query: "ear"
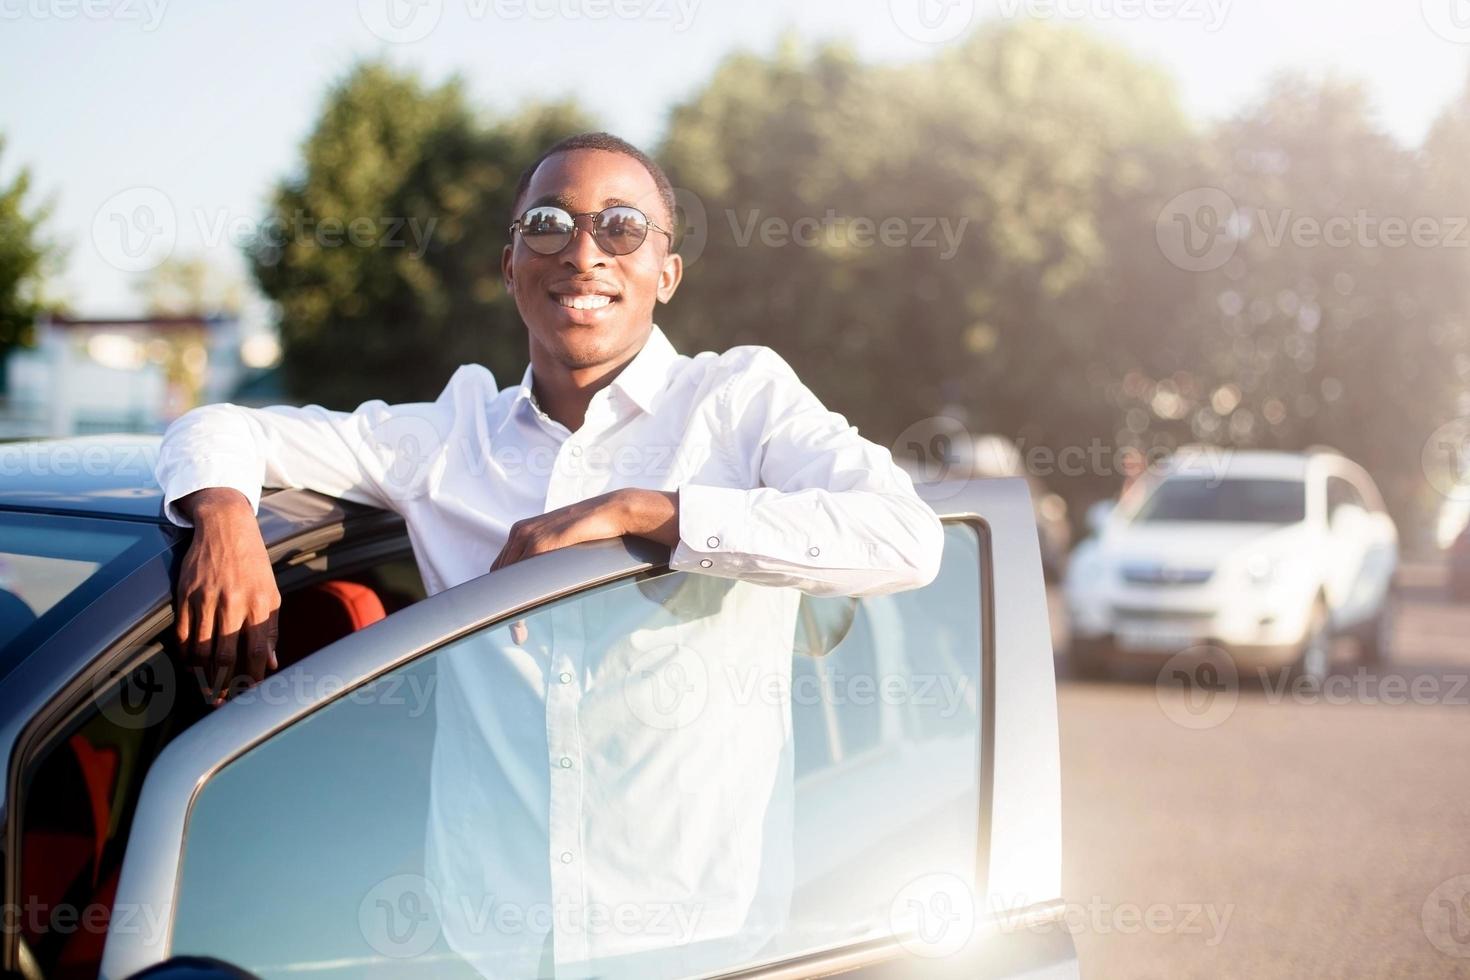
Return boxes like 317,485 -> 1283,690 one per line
501,243 -> 515,291
656,249 -> 683,305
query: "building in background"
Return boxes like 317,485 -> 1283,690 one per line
0,313 -> 280,438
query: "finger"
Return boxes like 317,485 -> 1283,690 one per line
209,605 -> 238,705
192,595 -> 216,678
242,616 -> 271,686
266,607 -> 280,672
174,586 -> 192,650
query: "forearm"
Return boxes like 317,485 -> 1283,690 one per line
670,483 -> 944,597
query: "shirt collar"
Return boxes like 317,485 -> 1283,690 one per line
512,323 -> 679,422
608,323 -> 678,415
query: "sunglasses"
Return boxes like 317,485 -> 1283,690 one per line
509,204 -> 674,257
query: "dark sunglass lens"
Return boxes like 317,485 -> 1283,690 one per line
520,207 -> 574,254
595,207 -> 649,255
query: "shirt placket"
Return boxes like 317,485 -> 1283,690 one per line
546,599 -> 588,966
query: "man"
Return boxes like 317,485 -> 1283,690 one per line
156,132 -> 943,977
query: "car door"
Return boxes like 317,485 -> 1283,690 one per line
98,478 -> 1075,980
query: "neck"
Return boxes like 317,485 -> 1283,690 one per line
528,330 -> 648,431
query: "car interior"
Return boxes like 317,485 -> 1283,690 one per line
13,539 -> 426,980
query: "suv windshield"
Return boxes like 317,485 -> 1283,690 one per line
1134,477 -> 1307,524
0,512 -> 164,658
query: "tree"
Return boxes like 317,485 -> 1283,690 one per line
659,24 -> 1194,506
0,137 -> 58,391
1147,76 -> 1466,530
250,61 -> 593,408
136,255 -> 245,316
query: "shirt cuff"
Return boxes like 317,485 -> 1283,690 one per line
669,484 -> 752,574
160,463 -> 264,527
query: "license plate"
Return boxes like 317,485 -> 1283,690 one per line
1116,625 -> 1199,652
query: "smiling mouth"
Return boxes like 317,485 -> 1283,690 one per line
554,293 -> 616,311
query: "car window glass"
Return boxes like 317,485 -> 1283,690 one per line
0,515 -> 158,657
168,523 -> 984,979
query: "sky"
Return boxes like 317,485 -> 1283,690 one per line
1,0 -> 1467,318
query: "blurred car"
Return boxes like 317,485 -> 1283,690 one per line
0,435 -> 1076,980
1064,447 -> 1398,681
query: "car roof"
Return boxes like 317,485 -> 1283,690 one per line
0,434 -> 390,541
1164,448 -> 1313,481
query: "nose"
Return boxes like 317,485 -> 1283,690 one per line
561,216 -> 610,272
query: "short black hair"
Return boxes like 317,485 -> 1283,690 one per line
509,132 -> 677,231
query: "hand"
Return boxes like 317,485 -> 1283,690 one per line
174,488 -> 281,704
490,489 -> 679,572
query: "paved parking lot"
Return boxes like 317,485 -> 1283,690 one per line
1055,561 -> 1470,979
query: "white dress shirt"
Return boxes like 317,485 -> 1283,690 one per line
155,324 -> 944,977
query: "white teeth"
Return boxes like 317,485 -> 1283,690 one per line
557,294 -> 613,310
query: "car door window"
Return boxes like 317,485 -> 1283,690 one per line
11,533 -> 421,980
164,523 -> 984,979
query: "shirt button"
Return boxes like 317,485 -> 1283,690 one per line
706,535 -> 720,548
559,757 -> 573,769
808,546 -> 820,557
700,559 -> 713,569
570,445 -> 583,457
559,671 -> 573,684
560,851 -> 574,864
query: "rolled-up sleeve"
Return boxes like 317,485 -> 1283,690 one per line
154,381 -> 463,528
669,349 -> 944,597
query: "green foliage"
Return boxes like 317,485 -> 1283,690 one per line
252,40 -> 1470,535
249,62 -> 593,407
0,138 -> 57,378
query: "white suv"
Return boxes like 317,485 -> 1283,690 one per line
1064,448 -> 1398,680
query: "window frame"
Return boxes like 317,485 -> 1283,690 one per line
100,478 -> 1065,979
